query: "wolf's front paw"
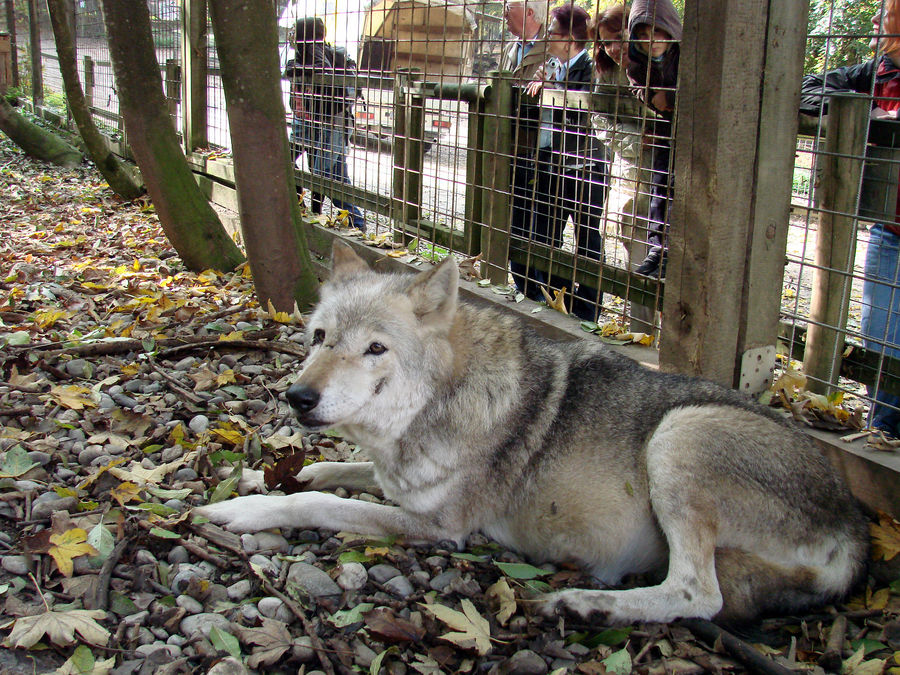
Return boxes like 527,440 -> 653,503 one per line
539,589 -> 612,623
215,467 -> 267,495
194,495 -> 289,532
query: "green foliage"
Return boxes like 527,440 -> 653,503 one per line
805,0 -> 881,74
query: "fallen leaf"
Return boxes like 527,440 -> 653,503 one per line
55,644 -> 116,675
485,578 -> 516,626
0,445 -> 40,478
540,286 -> 568,314
48,384 -> 98,410
420,599 -> 492,656
364,607 -> 426,643
871,511 -> 900,562
237,618 -> 294,668
7,608 -> 109,648
48,528 -> 98,578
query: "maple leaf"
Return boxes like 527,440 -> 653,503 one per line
485,578 -> 516,626
49,528 -> 97,578
48,385 -> 98,410
236,618 -> 294,668
420,599 -> 492,655
110,481 -> 142,507
540,286 -> 568,314
7,608 -> 109,648
108,450 -> 197,486
871,511 -> 900,562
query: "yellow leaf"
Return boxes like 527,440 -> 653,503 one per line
48,529 -> 97,578
266,298 -> 291,324
486,578 -> 517,626
870,587 -> 892,610
78,458 -> 128,490
211,428 -> 245,446
540,286 -> 568,314
219,331 -> 245,342
110,482 -> 142,507
33,308 -> 72,329
365,546 -> 390,558
871,511 -> 900,562
49,385 -> 98,410
121,363 -> 141,376
216,369 -> 236,386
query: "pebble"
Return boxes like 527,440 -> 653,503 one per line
227,579 -> 252,601
111,393 -> 138,408
78,445 -> 106,465
257,596 -> 293,623
368,563 -> 402,584
240,534 -> 258,553
293,636 -> 317,662
336,562 -> 368,591
503,650 -> 549,675
31,495 -> 78,520
179,612 -> 231,639
2,555 -> 29,575
188,415 -> 210,434
122,611 -> 149,627
429,568 -> 461,592
286,562 -> 342,597
160,445 -> 184,462
206,657 -> 249,675
134,550 -> 157,565
27,451 -> 51,466
173,467 -> 198,481
97,394 -> 116,410
253,531 -> 291,553
65,358 -> 92,378
176,594 -> 204,614
383,575 -> 415,599
248,554 -> 280,577
240,603 -> 261,623
174,356 -> 197,371
167,546 -> 190,565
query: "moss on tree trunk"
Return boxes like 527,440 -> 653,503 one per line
0,98 -> 83,167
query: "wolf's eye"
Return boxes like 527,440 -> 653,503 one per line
366,342 -> 387,355
312,329 -> 325,345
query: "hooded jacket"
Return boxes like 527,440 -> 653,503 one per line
625,0 -> 681,117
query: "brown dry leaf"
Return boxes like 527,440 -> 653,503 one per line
48,384 -> 98,410
420,599 -> 492,656
363,607 -> 426,643
871,511 -> 900,562
110,481 -> 142,507
540,286 -> 568,314
485,578 -> 516,626
458,253 -> 483,280
108,450 -> 197,486
263,452 -> 309,494
7,608 -> 109,648
236,618 -> 293,668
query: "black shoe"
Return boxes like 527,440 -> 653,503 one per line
635,246 -> 667,278
311,192 -> 324,215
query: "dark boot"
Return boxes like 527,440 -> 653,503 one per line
311,192 -> 324,215
635,246 -> 667,278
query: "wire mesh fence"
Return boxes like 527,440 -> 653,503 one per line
6,0 -> 900,430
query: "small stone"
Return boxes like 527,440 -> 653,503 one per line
257,596 -> 293,623
167,546 -> 190,565
31,496 -> 78,520
78,445 -> 106,465
2,555 -> 29,575
336,562 -> 368,591
368,563 -> 401,584
173,467 -> 198,481
122,611 -> 149,627
240,533 -> 259,553
227,579 -> 252,601
134,550 -> 157,565
253,531 -> 291,553
503,649 -> 549,675
160,445 -> 184,462
179,612 -> 231,639
65,358 -> 92,378
286,562 -> 341,597
240,603 -> 261,623
206,656 -> 249,675
176,594 -> 204,614
188,415 -> 210,434
27,451 -> 51,466
293,636 -> 317,662
174,356 -> 197,371
248,554 -> 280,577
383,575 -> 415,599
429,568 -> 461,592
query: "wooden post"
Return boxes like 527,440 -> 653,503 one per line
0,33 -> 10,94
5,0 -> 18,88
391,69 -> 424,241
27,0 -> 42,107
165,57 -> 180,120
181,0 -> 207,151
659,0 -> 809,391
463,96 -> 485,256
82,54 -> 93,108
479,70 -> 512,284
803,94 -> 869,394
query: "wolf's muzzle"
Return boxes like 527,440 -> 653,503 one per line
286,384 -> 320,414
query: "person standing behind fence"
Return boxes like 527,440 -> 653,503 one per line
800,3 -> 900,437
591,3 -> 658,331
284,17 -> 366,232
625,0 -> 680,279
526,3 -> 608,321
500,0 -> 553,300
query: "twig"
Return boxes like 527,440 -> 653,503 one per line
818,614 -> 847,672
681,618 -> 796,675
158,338 -> 306,359
88,536 -> 130,611
136,520 -> 229,569
0,406 -> 35,416
148,359 -> 209,405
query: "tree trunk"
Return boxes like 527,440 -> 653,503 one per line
208,0 -> 319,312
100,0 -> 245,274
0,98 -> 83,167
45,0 -> 143,200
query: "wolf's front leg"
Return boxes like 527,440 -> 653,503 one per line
195,491 -> 456,541
220,461 -> 379,496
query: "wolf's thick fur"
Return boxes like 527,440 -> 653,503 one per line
198,242 -> 868,624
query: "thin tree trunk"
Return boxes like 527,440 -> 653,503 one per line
208,0 -> 319,312
0,98 -> 83,167
100,0 -> 245,274
45,0 -> 143,200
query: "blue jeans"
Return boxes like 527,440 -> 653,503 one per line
861,223 -> 900,432
291,116 -> 365,230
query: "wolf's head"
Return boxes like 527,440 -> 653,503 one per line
286,241 -> 459,439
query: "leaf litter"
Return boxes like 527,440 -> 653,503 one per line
1,136 -> 900,675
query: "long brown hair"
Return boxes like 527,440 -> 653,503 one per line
883,0 -> 900,57
591,4 -> 628,75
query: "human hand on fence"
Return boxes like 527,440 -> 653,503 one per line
871,106 -> 899,120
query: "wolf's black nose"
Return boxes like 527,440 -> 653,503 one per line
286,384 -> 320,413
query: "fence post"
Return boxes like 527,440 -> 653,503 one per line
479,71 -> 512,284
165,57 -> 180,121
463,95 -> 485,256
27,0 -> 42,107
181,0 -> 207,151
803,94 -> 870,394
82,54 -> 93,108
4,0 -> 18,88
392,69 -> 424,242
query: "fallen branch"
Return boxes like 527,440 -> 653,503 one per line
148,359 -> 209,405
157,338 -> 306,359
88,536 -> 130,611
818,614 -> 847,672
681,619 -> 796,675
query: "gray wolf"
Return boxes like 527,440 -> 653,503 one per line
197,241 -> 868,624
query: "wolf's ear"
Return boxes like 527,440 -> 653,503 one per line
407,256 -> 459,323
330,240 -> 369,281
